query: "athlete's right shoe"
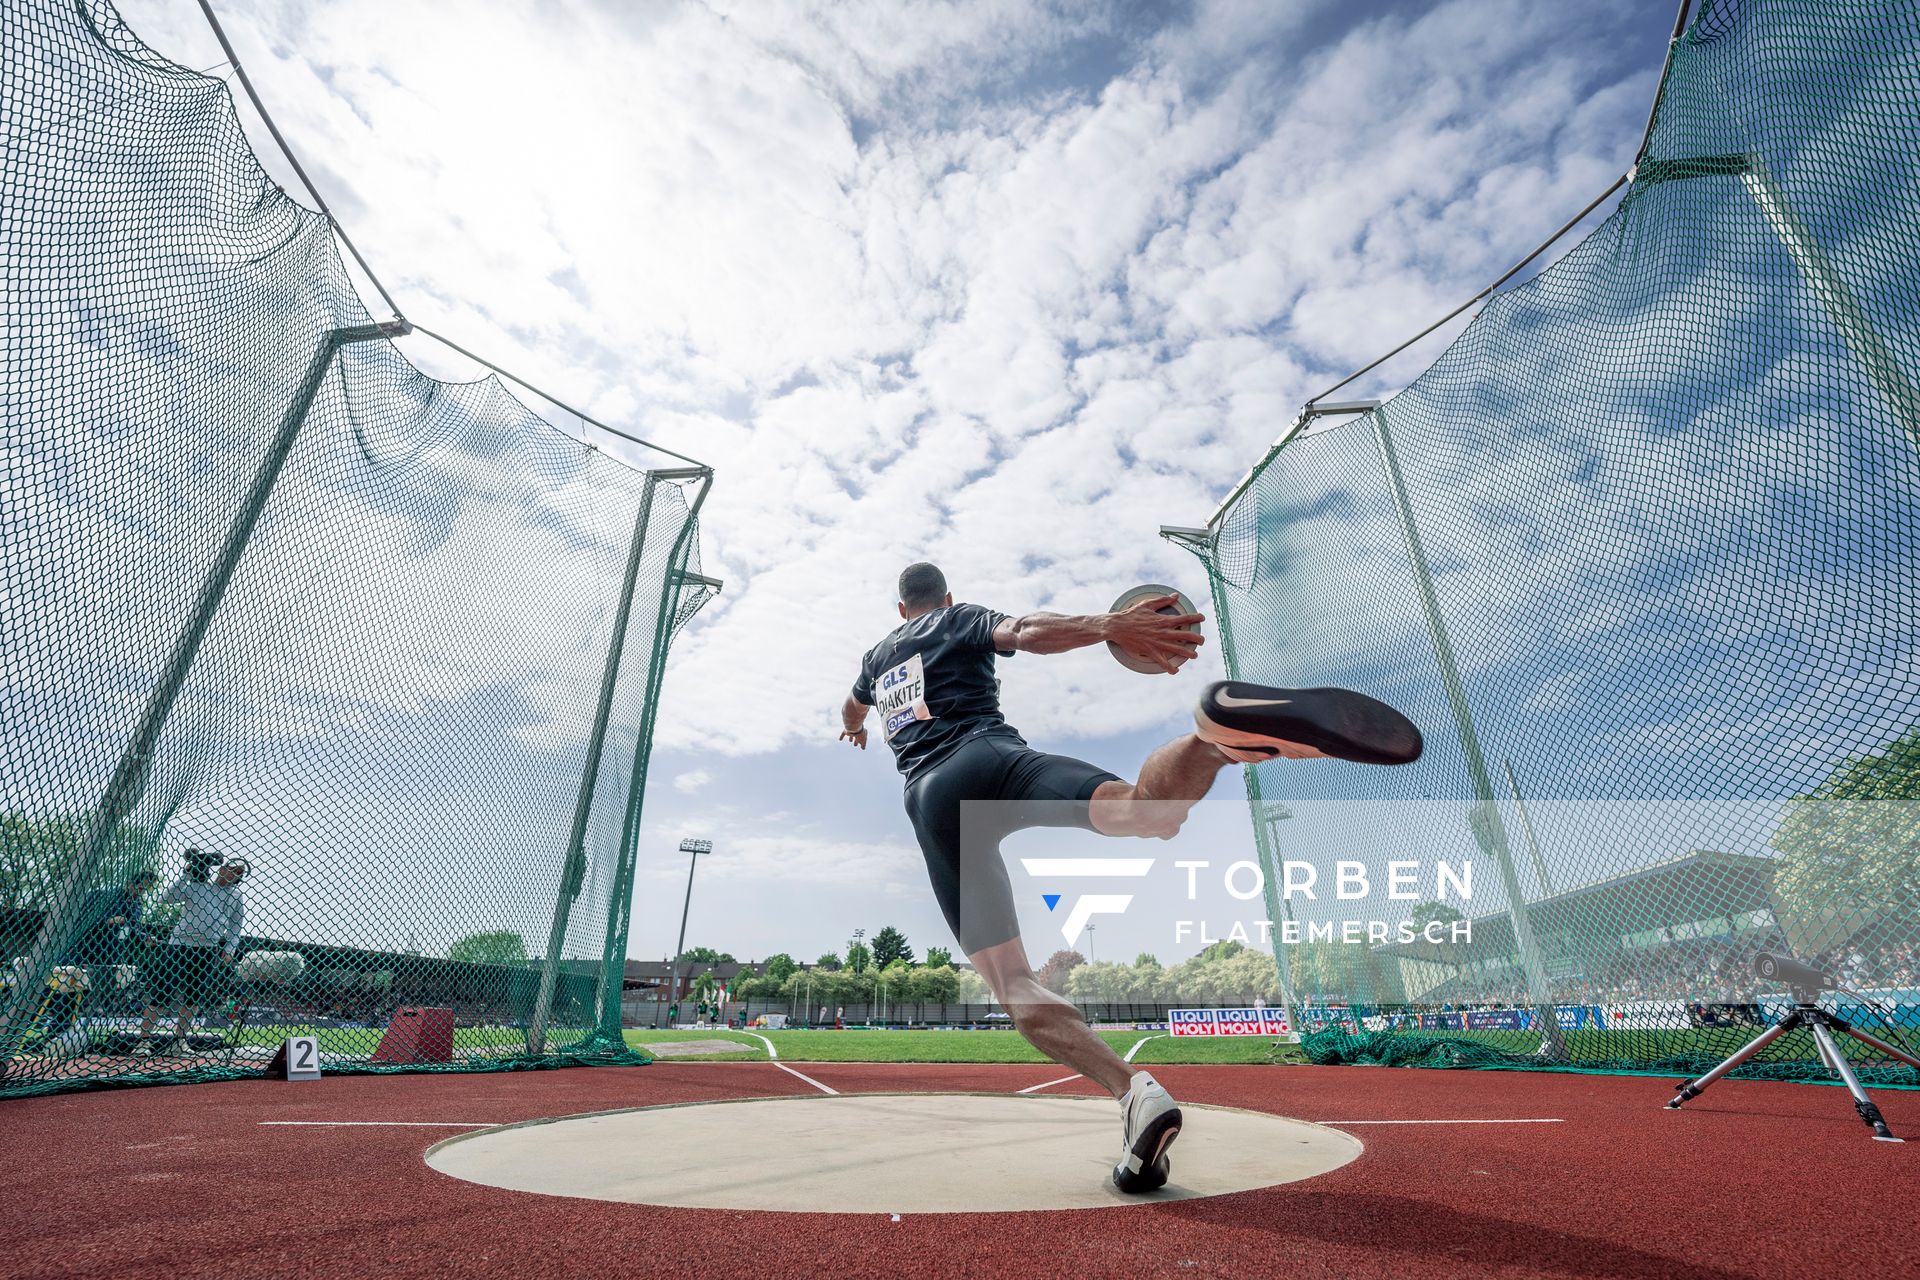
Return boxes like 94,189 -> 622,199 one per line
1114,1071 -> 1182,1193
1195,680 -> 1423,766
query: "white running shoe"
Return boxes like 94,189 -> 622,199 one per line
1114,1070 -> 1182,1193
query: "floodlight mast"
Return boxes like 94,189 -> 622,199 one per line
1259,801 -> 1303,1034
664,838 -> 714,1025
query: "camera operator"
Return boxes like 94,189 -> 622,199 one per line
132,850 -> 249,1059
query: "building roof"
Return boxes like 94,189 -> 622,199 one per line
1375,849 -> 1778,964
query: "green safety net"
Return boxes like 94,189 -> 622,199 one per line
1178,0 -> 1920,1084
1,0 -> 714,1097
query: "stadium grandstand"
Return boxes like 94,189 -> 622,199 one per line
1348,851 -> 1918,1035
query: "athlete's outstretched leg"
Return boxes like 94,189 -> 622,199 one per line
1089,681 -> 1424,839
969,936 -> 1133,1097
1087,735 -> 1229,838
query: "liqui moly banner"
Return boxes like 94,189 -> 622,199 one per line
1168,1007 -> 1292,1036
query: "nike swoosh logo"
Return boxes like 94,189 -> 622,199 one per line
1214,692 -> 1293,708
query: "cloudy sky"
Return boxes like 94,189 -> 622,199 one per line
114,0 -> 1682,965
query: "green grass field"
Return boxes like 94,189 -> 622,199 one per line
82,1023 -> 1293,1068
620,1027 -> 1303,1065
219,1024 -> 531,1056
184,1020 -> 1915,1076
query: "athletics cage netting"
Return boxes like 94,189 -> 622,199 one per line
0,0 -> 716,1096
1169,0 -> 1920,1082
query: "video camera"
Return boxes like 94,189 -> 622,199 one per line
1751,951 -> 1834,996
183,847 -> 223,882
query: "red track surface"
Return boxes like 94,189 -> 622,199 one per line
2,1063 -> 1914,1278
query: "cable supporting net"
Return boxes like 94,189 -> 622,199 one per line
1181,0 -> 1920,1084
1,0 -> 715,1097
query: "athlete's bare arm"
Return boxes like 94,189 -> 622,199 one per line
839,694 -> 870,749
993,593 -> 1204,674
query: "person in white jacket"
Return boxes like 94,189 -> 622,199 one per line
133,852 -> 248,1058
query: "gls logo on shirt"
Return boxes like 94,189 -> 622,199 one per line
877,652 -> 930,740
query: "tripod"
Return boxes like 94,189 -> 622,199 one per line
1666,985 -> 1920,1142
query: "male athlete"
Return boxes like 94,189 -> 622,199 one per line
840,563 -> 1421,1193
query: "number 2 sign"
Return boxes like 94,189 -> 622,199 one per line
278,1035 -> 321,1080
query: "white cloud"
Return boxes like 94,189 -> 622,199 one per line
673,769 -> 712,794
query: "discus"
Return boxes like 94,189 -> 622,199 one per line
1106,583 -> 1201,674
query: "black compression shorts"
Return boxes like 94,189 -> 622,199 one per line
902,732 -> 1120,955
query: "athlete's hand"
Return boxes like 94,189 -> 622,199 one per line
1106,594 -> 1205,674
840,727 -> 868,750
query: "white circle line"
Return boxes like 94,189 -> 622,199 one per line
259,1120 -> 498,1127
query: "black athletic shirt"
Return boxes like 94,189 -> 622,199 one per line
852,603 -> 1017,781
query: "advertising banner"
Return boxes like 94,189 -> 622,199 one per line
1168,1007 -> 1292,1036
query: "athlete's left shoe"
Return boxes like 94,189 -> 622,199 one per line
1114,1071 -> 1181,1193
1195,680 -> 1423,766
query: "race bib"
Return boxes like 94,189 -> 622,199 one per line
876,652 -> 931,740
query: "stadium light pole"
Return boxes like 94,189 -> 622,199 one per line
666,838 -> 713,1026
852,928 -> 868,1024
1260,801 -> 1305,1034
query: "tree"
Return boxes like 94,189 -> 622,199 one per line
1773,727 -> 1920,952
448,930 -> 528,968
730,973 -> 776,999
1288,939 -> 1366,1001
1035,948 -> 1085,994
846,940 -> 873,974
1,812 -> 151,910
1409,900 -> 1465,932
1134,953 -> 1161,970
691,971 -> 718,1009
877,958 -> 913,997
814,951 -> 843,971
871,925 -> 914,969
956,968 -> 993,1003
906,964 -> 960,1002
785,967 -> 862,1007
1066,961 -> 1147,1002
677,946 -> 735,964
763,952 -> 797,983
1199,938 -> 1247,964
925,945 -> 953,968
1155,947 -> 1270,1004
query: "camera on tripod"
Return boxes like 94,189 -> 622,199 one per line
1665,950 -> 1920,1142
1751,951 -> 1832,996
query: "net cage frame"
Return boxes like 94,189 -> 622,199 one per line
0,0 -> 717,1095
1164,0 -> 1920,1082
